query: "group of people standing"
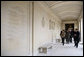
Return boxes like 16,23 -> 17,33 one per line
60,28 -> 80,48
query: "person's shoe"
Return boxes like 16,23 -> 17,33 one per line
76,47 -> 78,48
62,43 -> 64,45
76,46 -> 78,48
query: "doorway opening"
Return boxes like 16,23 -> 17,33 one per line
65,23 -> 74,31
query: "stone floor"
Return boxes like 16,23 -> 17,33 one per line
36,42 -> 83,56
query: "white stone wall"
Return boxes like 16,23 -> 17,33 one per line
1,1 -> 62,56
1,1 -> 32,56
33,2 -> 61,55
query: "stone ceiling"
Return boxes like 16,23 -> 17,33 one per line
44,1 -> 83,20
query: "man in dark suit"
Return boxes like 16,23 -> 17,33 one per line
74,29 -> 80,48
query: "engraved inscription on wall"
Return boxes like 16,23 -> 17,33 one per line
6,6 -> 26,39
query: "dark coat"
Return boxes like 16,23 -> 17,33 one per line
74,31 -> 80,41
74,31 -> 80,38
71,30 -> 74,37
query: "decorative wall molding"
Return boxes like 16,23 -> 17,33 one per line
42,17 -> 45,28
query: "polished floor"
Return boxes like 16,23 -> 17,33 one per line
37,41 -> 83,56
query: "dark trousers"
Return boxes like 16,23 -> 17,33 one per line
74,37 -> 79,48
70,36 -> 72,43
66,38 -> 69,44
62,38 -> 65,45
